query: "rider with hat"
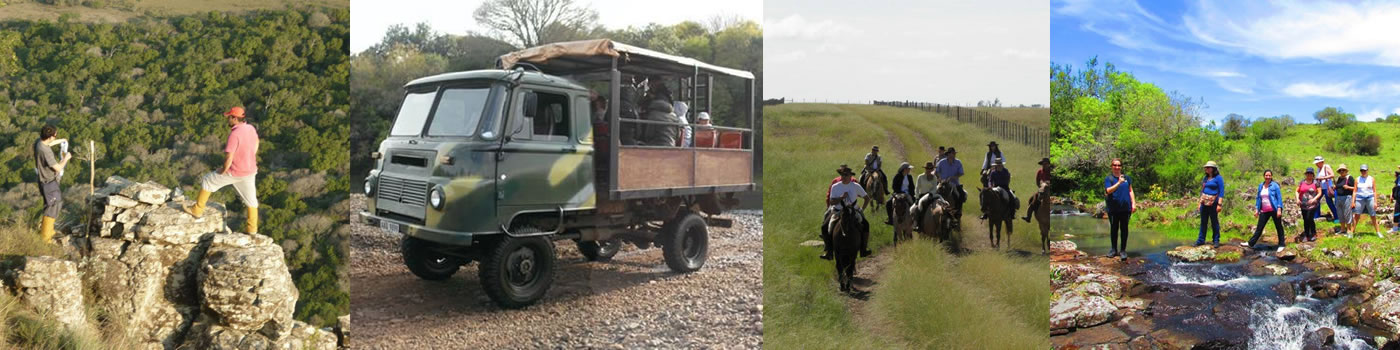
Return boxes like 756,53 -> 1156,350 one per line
980,141 -> 1005,187
1022,158 -> 1052,222
935,147 -> 967,209
981,158 -> 1018,220
886,162 -> 915,225
861,145 -> 888,193
821,164 -> 872,260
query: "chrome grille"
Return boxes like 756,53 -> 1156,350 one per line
377,176 -> 430,206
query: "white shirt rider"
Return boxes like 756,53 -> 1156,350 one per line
829,181 -> 868,210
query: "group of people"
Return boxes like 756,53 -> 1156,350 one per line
817,141 -> 1051,259
1101,155 -> 1400,260
596,78 -> 718,148
32,106 -> 262,242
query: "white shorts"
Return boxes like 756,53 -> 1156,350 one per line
201,171 -> 258,208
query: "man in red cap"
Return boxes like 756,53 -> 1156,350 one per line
184,106 -> 260,235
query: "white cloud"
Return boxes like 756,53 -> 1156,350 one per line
766,14 -> 857,40
1282,81 -> 1400,99
1002,48 -> 1045,60
1183,1 -> 1400,67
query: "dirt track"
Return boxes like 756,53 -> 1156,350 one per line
348,195 -> 763,349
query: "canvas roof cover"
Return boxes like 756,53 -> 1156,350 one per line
497,39 -> 754,80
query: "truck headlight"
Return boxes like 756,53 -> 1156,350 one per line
364,178 -> 374,195
429,187 -> 445,209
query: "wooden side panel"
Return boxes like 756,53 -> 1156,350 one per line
617,148 -> 694,190
696,150 -> 753,186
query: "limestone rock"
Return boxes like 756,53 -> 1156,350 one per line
9,257 -> 88,330
1050,295 -> 1117,329
119,181 -> 173,205
198,233 -> 297,337
1362,279 -> 1400,334
1166,245 -> 1216,262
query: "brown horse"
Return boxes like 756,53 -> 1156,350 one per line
891,193 -> 915,244
1033,183 -> 1051,254
829,205 -> 864,293
861,171 -> 886,212
915,194 -> 949,241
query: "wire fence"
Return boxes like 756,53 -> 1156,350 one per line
872,100 -> 1050,155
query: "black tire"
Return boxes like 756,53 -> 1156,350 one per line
661,213 -> 709,273
578,239 -> 621,262
401,236 -> 462,281
478,235 -> 556,309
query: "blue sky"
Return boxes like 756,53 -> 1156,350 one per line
1052,0 -> 1400,124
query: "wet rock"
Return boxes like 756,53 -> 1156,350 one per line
1129,335 -> 1154,350
1193,339 -> 1245,350
1264,264 -> 1289,275
1275,248 -> 1297,261
1066,324 -> 1131,347
1051,240 -> 1085,262
1149,328 -> 1201,349
1339,306 -> 1362,326
5,257 -> 88,331
1362,279 -> 1400,334
1112,298 -> 1150,311
1271,281 -> 1296,302
1167,245 -> 1216,262
1302,327 -> 1335,348
1312,281 -> 1341,299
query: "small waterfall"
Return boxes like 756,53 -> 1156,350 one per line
1164,263 -> 1255,288
1247,299 -> 1373,350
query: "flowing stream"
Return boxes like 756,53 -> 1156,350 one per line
1054,213 -> 1381,349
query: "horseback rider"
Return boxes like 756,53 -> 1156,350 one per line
885,162 -> 915,225
933,146 -> 947,176
935,147 -> 967,208
860,146 -> 888,192
981,157 -> 1018,220
914,161 -> 945,229
821,164 -> 873,260
980,141 -> 1005,187
1023,158 -> 1052,222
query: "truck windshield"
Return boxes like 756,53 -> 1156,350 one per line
390,84 -> 501,137
390,90 -> 437,136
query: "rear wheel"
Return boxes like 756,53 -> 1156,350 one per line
402,236 -> 463,281
478,235 -> 556,309
661,213 -> 709,273
578,238 -> 621,261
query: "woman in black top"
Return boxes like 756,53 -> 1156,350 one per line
886,162 -> 915,225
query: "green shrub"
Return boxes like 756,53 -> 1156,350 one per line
1250,116 -> 1293,140
1331,124 -> 1382,155
1222,113 -> 1249,140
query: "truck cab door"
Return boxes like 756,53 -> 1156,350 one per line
497,87 -> 590,218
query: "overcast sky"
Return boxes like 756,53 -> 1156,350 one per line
1054,0 -> 1400,124
764,0 -> 1050,106
350,0 -> 763,54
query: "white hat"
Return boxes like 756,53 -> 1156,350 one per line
1313,156 -> 1324,164
697,112 -> 711,120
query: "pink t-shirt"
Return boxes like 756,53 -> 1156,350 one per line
225,123 -> 259,177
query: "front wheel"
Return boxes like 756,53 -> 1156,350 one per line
578,238 -> 622,261
402,236 -> 463,281
478,235 -> 556,309
661,213 -> 709,273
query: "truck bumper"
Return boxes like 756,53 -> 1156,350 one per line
357,211 -> 486,247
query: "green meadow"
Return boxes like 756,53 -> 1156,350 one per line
763,103 -> 1049,349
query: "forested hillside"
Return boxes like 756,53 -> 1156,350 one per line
0,9 -> 349,326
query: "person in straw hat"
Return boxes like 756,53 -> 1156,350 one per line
821,164 -> 871,260
1196,161 -> 1224,247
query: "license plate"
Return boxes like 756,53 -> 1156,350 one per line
380,221 -> 401,233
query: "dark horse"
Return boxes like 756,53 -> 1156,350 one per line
936,182 -> 964,231
829,205 -> 864,293
890,193 -> 915,244
861,171 -> 886,212
979,187 -> 1016,250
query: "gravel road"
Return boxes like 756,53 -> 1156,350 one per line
349,195 -> 763,349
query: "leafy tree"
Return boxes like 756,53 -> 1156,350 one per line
1331,124 -> 1382,155
1221,113 -> 1249,140
1249,115 -> 1293,140
1314,106 -> 1356,130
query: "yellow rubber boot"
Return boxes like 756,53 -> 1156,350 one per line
245,207 -> 259,235
184,190 -> 211,218
40,216 -> 55,242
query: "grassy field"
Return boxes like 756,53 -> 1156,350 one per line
1127,122 -> 1399,245
0,0 -> 345,22
763,103 -> 1049,349
974,106 -> 1050,130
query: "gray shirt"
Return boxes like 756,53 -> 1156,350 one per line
34,139 -> 58,183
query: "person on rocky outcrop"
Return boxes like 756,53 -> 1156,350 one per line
32,125 -> 71,243
1104,158 -> 1135,261
184,106 -> 260,235
1297,167 -> 1323,242
1196,161 -> 1224,247
1245,170 -> 1286,252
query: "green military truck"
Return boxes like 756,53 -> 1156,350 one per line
359,39 -> 757,308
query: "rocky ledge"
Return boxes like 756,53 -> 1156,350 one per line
0,176 -> 340,350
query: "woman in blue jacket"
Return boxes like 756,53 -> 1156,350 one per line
1104,158 -> 1135,261
1196,161 -> 1224,247
1245,170 -> 1286,251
